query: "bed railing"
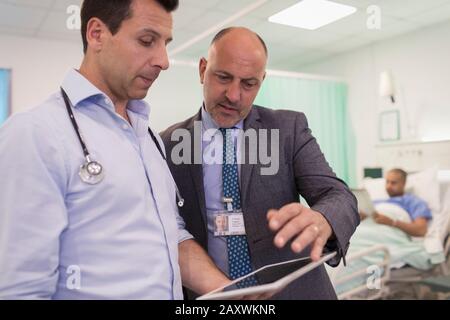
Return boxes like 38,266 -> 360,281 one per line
333,245 -> 391,300
440,235 -> 449,275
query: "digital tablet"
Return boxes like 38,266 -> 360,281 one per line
197,251 -> 337,300
352,188 -> 376,216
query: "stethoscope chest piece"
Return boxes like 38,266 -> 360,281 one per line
79,157 -> 104,185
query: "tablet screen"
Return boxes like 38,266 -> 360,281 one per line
222,256 -> 313,292
352,189 -> 375,216
198,252 -> 337,300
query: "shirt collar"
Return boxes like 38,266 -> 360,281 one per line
60,68 -> 151,118
201,103 -> 244,131
61,69 -> 104,107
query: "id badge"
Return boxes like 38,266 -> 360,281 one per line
213,210 -> 246,237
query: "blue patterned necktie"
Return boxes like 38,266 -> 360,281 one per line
220,128 -> 258,287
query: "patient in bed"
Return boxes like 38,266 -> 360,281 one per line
329,169 -> 435,295
360,168 -> 432,237
329,169 -> 440,295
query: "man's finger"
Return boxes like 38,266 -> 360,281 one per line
311,236 -> 327,261
290,224 -> 320,253
268,203 -> 305,231
267,209 -> 277,221
273,215 -> 312,248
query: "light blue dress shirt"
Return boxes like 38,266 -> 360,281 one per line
374,193 -> 432,221
201,106 -> 244,276
0,69 -> 192,299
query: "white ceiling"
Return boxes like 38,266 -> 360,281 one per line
1,0 -> 450,70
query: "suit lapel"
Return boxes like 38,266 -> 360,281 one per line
241,106 -> 261,207
187,110 -> 207,221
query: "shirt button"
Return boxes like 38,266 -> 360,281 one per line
122,124 -> 128,130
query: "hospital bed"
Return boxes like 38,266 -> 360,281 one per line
333,228 -> 449,300
328,169 -> 450,300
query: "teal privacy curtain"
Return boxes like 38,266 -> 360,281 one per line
254,76 -> 356,188
0,69 -> 11,126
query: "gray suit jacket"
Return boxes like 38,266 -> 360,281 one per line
160,105 -> 359,299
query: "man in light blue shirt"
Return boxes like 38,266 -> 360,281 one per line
371,168 -> 432,237
0,0 -> 229,299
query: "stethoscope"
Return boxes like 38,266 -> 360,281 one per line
60,87 -> 184,208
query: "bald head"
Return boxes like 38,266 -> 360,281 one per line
210,27 -> 268,57
207,27 -> 268,65
199,27 -> 267,128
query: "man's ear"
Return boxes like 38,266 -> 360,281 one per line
199,57 -> 207,84
85,17 -> 108,53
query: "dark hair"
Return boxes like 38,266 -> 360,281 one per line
81,0 -> 179,54
389,168 -> 408,183
211,27 -> 268,57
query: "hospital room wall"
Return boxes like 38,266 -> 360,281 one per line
146,63 -> 203,131
0,34 -> 83,116
302,19 -> 450,185
0,34 -> 203,133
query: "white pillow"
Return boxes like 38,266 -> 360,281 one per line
406,167 -> 440,213
363,177 -> 388,201
374,203 -> 412,223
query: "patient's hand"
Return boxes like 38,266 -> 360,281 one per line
373,212 -> 394,226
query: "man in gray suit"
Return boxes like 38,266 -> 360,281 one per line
161,27 -> 359,299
